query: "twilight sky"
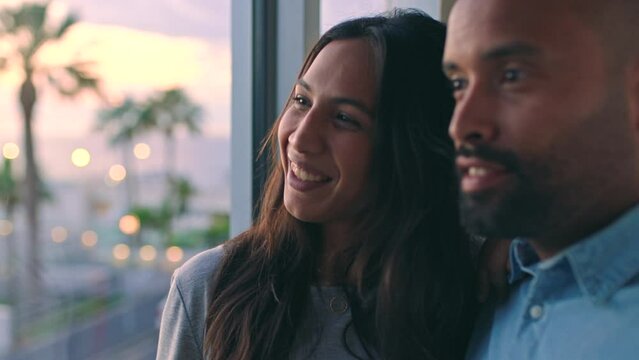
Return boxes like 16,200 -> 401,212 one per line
0,0 -> 435,139
0,0 -> 231,142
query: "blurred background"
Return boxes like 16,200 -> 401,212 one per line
0,0 -> 452,359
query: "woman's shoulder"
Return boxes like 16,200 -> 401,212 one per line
158,244 -> 228,358
173,243 -> 227,291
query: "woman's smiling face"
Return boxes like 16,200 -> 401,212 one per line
278,38 -> 378,227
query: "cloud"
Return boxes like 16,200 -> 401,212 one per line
62,0 -> 230,40
0,21 -> 231,138
43,22 -> 229,92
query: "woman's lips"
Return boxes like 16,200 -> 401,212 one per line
290,161 -> 330,182
287,161 -> 331,192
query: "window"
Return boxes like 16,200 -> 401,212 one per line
0,1 -> 454,357
0,1 -> 231,357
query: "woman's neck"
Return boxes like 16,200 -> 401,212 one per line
316,221 -> 359,286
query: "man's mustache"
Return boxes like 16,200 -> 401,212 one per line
456,144 -> 522,173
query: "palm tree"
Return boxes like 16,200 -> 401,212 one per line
97,97 -> 146,207
167,176 -> 197,216
97,89 -> 201,245
141,88 -> 201,244
97,97 -> 150,245
130,176 -> 197,246
141,88 -> 202,186
0,3 -> 100,294
97,98 -> 145,145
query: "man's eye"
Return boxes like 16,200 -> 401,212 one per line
450,78 -> 468,91
502,68 -> 523,83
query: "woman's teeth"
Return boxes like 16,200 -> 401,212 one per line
291,162 -> 328,182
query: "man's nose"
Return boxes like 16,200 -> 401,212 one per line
449,83 -> 499,147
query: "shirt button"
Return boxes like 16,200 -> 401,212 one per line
329,296 -> 348,314
529,304 -> 544,319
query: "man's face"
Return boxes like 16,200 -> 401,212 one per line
443,0 -> 637,239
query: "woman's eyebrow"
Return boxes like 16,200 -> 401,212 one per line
297,78 -> 374,117
331,97 -> 374,117
296,78 -> 311,90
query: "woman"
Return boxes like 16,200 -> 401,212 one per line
158,9 -> 477,360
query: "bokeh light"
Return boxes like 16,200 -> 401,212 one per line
139,245 -> 157,261
133,143 -> 151,160
0,220 -> 13,236
51,226 -> 68,243
112,243 -> 131,260
119,214 -> 140,235
166,246 -> 184,263
2,142 -> 19,160
81,230 -> 98,247
108,164 -> 127,182
71,148 -> 91,168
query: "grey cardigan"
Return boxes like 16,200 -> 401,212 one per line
156,245 -> 373,359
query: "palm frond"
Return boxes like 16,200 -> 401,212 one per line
0,3 -> 47,33
97,97 -> 148,145
54,13 -> 77,39
145,87 -> 204,135
47,64 -> 101,98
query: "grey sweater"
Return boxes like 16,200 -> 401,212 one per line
156,245 -> 373,359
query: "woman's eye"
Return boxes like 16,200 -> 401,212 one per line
292,95 -> 310,108
335,113 -> 361,130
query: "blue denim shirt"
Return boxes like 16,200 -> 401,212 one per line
467,205 -> 639,360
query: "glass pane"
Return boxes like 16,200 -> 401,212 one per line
321,0 -> 389,33
321,0 -> 441,33
0,0 -> 230,358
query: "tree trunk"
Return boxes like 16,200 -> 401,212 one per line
5,202 -> 18,349
122,141 -> 142,246
165,131 -> 176,192
20,76 -> 41,298
164,131 -> 175,246
1,158 -> 19,346
122,141 -> 134,209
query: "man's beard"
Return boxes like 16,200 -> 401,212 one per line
457,145 -> 551,238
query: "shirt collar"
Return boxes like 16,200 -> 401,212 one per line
508,238 -> 539,284
566,204 -> 639,303
508,204 -> 639,304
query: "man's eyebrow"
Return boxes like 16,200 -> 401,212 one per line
481,42 -> 541,60
442,42 -> 541,74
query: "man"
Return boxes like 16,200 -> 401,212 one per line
443,0 -> 639,359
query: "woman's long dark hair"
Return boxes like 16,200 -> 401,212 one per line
204,9 -> 476,360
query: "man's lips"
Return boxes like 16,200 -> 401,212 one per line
456,157 -> 512,193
